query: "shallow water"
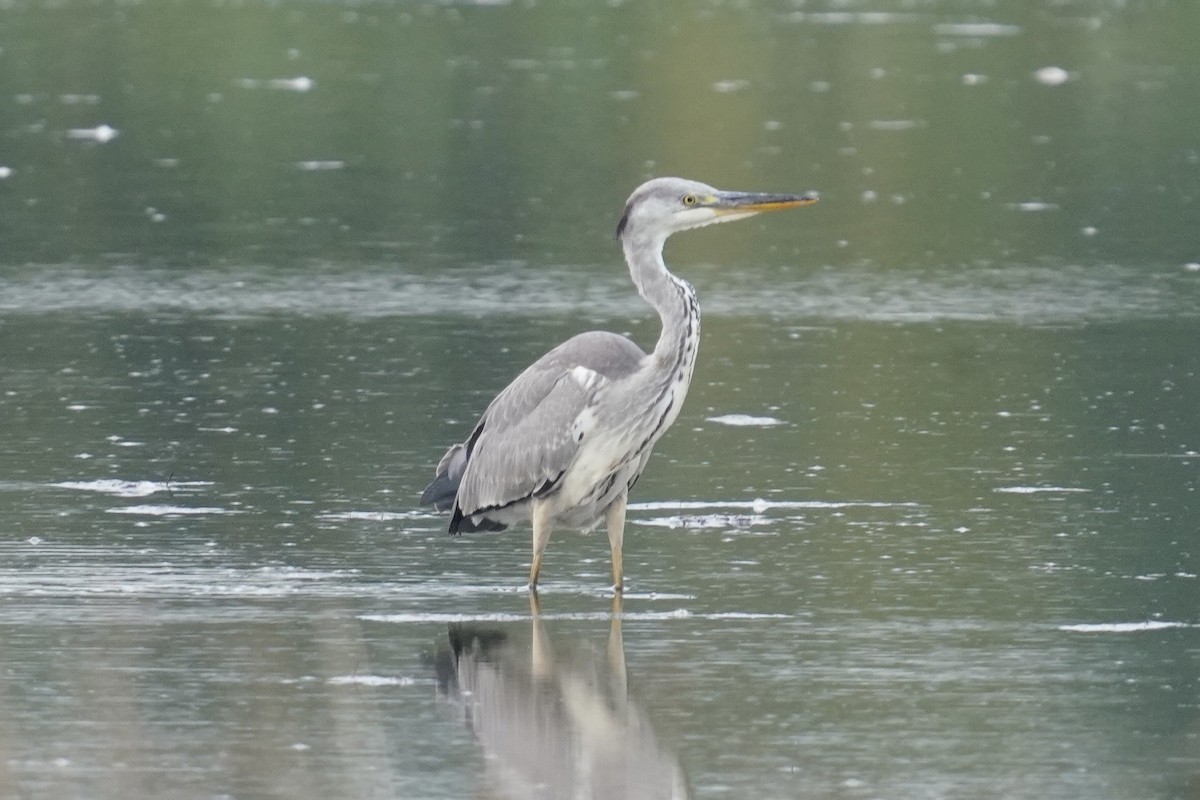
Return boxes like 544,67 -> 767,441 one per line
3,307 -> 1197,798
3,1 -> 1200,798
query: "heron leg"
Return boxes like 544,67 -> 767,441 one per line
605,492 -> 628,593
529,498 -> 554,591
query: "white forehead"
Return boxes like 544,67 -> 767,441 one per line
625,176 -> 718,208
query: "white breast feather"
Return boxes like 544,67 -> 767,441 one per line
571,406 -> 597,444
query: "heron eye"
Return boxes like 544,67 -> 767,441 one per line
682,194 -> 698,206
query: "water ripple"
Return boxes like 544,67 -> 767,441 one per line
1,262 -> 1195,323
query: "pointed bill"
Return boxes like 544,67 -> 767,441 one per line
711,190 -> 819,218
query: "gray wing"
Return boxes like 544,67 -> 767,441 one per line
478,331 -> 645,431
456,365 -> 600,517
421,331 -> 645,532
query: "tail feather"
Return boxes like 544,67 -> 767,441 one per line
419,470 -> 460,512
420,443 -> 467,511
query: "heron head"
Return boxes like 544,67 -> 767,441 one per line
615,176 -> 817,241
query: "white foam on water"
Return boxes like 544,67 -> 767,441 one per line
706,414 -> 784,427
106,504 -> 237,516
319,510 -> 428,522
52,479 -> 213,497
630,498 -> 919,512
1034,66 -> 1071,86
297,160 -> 345,171
1059,621 -> 1191,633
361,609 -> 792,624
327,675 -> 419,687
362,612 -> 537,624
934,22 -> 1021,37
635,513 -> 769,530
792,12 -> 913,25
66,124 -> 119,142
1009,201 -> 1060,212
994,486 -> 1090,495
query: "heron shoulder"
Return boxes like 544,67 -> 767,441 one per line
480,331 -> 642,429
543,331 -> 646,379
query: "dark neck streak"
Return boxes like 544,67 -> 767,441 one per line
620,225 -> 701,392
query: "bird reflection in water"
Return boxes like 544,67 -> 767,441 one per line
431,596 -> 690,799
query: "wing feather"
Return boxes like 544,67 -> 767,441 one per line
421,331 -> 646,531
456,366 -> 602,516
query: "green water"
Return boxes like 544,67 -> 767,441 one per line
1,1 -> 1198,798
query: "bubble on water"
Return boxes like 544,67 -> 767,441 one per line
297,160 -> 345,171
712,79 -> 750,93
707,414 -> 784,427
271,76 -> 315,92
1184,262 -> 1200,272
934,22 -> 1020,37
868,119 -> 919,131
1034,66 -> 1071,86
236,76 -> 315,92
0,166 -> 12,179
1008,201 -> 1059,212
961,73 -> 988,86
67,124 -> 119,143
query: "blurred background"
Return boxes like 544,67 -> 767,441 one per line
2,0 -> 1199,272
1,1 -> 1198,799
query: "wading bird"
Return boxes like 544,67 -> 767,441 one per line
420,177 -> 816,592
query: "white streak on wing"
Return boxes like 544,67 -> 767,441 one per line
567,366 -> 605,444
569,365 -> 603,391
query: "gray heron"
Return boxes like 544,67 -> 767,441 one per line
420,176 -> 817,591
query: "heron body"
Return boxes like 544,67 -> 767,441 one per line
421,177 -> 816,591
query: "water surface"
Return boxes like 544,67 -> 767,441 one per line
1,1 -> 1198,798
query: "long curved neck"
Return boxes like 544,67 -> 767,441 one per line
621,228 -> 700,378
